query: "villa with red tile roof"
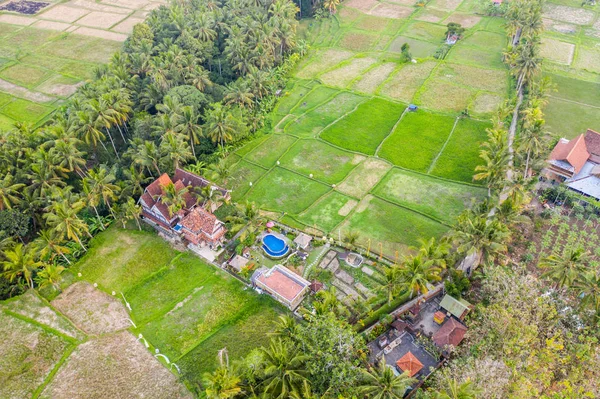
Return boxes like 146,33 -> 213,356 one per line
139,168 -> 230,249
545,129 -> 600,200
251,265 -> 310,310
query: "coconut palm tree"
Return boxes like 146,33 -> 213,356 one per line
539,247 -> 589,290
35,264 -> 65,293
122,165 -> 151,198
433,376 -> 481,399
0,174 -> 24,210
576,271 -> 600,321
2,243 -> 42,289
358,361 -> 415,399
322,0 -> 340,14
260,338 -> 309,399
270,314 -> 298,340
86,166 -> 121,219
205,104 -> 237,148
203,352 -> 242,399
35,229 -> 71,265
452,211 -> 509,269
473,128 -> 509,197
131,140 -> 162,176
175,106 -> 202,158
397,255 -> 441,298
160,131 -> 193,171
44,200 -> 91,251
342,230 -> 360,248
416,237 -> 450,270
379,265 -> 401,305
159,182 -> 188,215
122,197 -> 143,230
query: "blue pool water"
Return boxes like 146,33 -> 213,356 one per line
262,234 -> 289,258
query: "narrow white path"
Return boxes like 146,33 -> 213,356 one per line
374,107 -> 408,157
427,116 -> 460,175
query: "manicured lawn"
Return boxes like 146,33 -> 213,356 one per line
297,191 -> 357,232
321,97 -> 405,154
290,85 -> 338,115
279,139 -> 364,184
245,134 -> 297,168
372,168 -> 486,223
429,117 -> 490,182
378,110 -> 455,172
340,195 -> 448,256
285,91 -> 366,138
244,167 -> 331,214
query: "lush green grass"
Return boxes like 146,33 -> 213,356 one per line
388,36 -> 439,58
290,85 -> 338,115
401,21 -> 447,43
0,99 -> 54,124
372,168 -> 486,223
429,117 -> 490,182
275,82 -> 317,116
244,167 -> 331,214
280,139 -> 364,184
222,159 -> 268,200
340,196 -> 448,256
379,110 -> 456,172
547,73 -> 600,106
297,191 -> 357,232
0,64 -> 54,89
285,91 -> 366,138
447,46 -> 504,69
321,98 -> 405,154
245,134 -> 297,168
435,62 -> 508,93
460,31 -> 506,52
544,97 -> 600,138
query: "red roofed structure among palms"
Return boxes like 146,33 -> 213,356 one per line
139,168 -> 230,248
395,351 -> 423,377
432,317 -> 467,348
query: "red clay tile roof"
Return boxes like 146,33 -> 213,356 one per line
174,168 -> 229,198
585,129 -> 600,161
153,201 -> 173,220
146,173 -> 172,197
180,207 -> 219,234
140,192 -> 155,208
396,352 -> 423,377
548,134 -> 589,174
257,267 -> 306,301
432,317 -> 467,348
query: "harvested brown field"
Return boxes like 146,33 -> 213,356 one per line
353,62 -> 397,94
296,49 -> 354,79
540,37 -> 575,65
443,12 -> 481,28
430,0 -> 462,10
542,18 -> 578,34
543,4 -> 595,25
355,15 -> 390,32
574,47 -> 600,73
320,57 -> 378,88
51,282 -> 131,335
437,63 -> 508,93
39,331 -> 192,399
471,92 -> 502,115
415,8 -> 448,23
369,3 -> 413,19
338,31 -> 380,51
338,6 -> 362,22
344,0 -> 377,11
417,79 -> 474,112
337,158 -> 392,198
379,61 -> 437,102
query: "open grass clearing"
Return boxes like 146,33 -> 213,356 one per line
290,85 -> 338,115
39,331 -> 191,399
339,6 -> 363,22
285,91 -> 367,138
296,49 -> 354,79
388,36 -> 439,58
221,159 -> 267,201
379,60 -> 437,102
338,30 -> 381,52
417,79 -> 475,112
0,63 -> 55,89
547,73 -> 600,106
430,0 -> 463,10
402,21 -> 447,43
573,47 -> 600,74
321,97 -> 405,155
544,97 -> 600,138
345,0 -> 378,12
298,191 -> 357,232
337,157 -> 392,198
372,168 -> 486,223
447,45 -> 504,69
415,8 -> 449,23
460,30 -> 506,51
443,12 -> 481,28
275,82 -> 317,116
354,14 -> 391,32
352,62 -> 397,94
0,312 -> 72,399
540,37 -> 575,65
471,92 -> 503,115
340,195 -> 448,256
320,57 -> 378,88
436,62 -> 508,93
245,167 -> 331,214
245,134 -> 297,167
369,3 -> 413,19
0,98 -> 53,123
280,139 -> 364,184
1,290 -> 83,339
235,135 -> 269,157
35,73 -> 82,97
379,110 -> 456,172
429,117 -> 490,182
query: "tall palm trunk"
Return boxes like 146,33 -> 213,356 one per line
506,84 -> 524,181
75,233 -> 87,251
524,148 -> 531,178
116,124 -> 126,142
153,162 -> 161,176
105,127 -> 120,159
91,205 -> 105,230
190,137 -> 196,158
59,251 -> 72,265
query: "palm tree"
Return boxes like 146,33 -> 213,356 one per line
75,110 -> 107,156
2,243 -> 42,289
35,229 -> 71,265
358,361 -> 415,399
576,272 -> 600,321
35,264 -> 65,293
473,128 -> 509,197
122,165 -> 151,198
44,200 -> 91,251
160,132 -> 193,171
86,167 -> 121,219
208,159 -> 232,184
539,247 -> 589,290
159,182 -> 188,215
323,0 -> 340,14
342,230 -> 360,248
313,287 -> 348,318
0,174 -> 24,210
397,255 -> 441,298
416,237 -> 450,270
379,265 -> 401,305
226,200 -> 264,241
204,104 -> 237,148
122,197 -> 142,230
270,314 -> 298,340
433,376 -> 481,399
203,353 -> 242,399
132,140 -> 162,176
175,106 -> 202,158
452,211 -> 509,269
260,338 -> 309,399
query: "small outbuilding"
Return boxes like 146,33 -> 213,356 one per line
395,351 -> 423,377
228,255 -> 249,272
252,265 -> 310,310
293,232 -> 312,250
439,294 -> 472,320
432,317 -> 467,348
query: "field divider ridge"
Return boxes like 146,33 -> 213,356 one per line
2,309 -> 82,344
317,95 -> 369,139
374,106 -> 408,157
31,342 -> 78,399
369,193 -> 452,227
426,115 -> 461,175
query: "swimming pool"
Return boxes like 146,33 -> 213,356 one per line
262,234 -> 290,258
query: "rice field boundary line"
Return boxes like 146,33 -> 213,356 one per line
423,115 -> 460,175
374,106 -> 408,157
548,95 -> 600,109
316,96 -> 369,139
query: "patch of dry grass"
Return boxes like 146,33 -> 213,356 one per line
543,4 -> 595,25
574,47 -> 600,73
540,37 -> 575,65
320,57 -> 378,88
353,62 -> 397,94
338,31 -> 381,52
437,63 -> 508,93
471,92 -> 503,115
296,49 -> 354,79
379,61 -> 437,102
417,79 -> 474,112
337,158 -> 392,198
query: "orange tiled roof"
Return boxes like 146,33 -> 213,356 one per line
584,129 -> 600,159
432,317 -> 467,348
548,134 -> 589,174
396,352 -> 423,377
257,267 -> 306,301
146,173 -> 172,197
180,207 -> 219,234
